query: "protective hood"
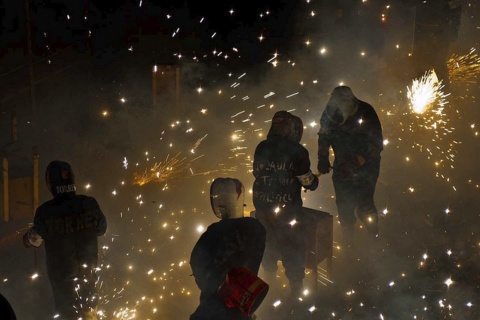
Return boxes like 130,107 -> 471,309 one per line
289,114 -> 303,143
267,111 -> 292,138
267,110 -> 304,143
46,160 -> 76,197
210,177 -> 245,219
325,86 -> 359,125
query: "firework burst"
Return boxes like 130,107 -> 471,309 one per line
407,69 -> 449,114
447,48 -> 480,83
133,153 -> 193,186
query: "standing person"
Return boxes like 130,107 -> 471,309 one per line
190,178 -> 267,320
412,0 -> 462,86
252,111 -> 319,299
23,160 -> 107,320
317,86 -> 383,249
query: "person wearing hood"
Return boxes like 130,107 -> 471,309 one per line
252,111 -> 319,299
190,178 -> 267,320
23,160 -> 107,319
317,86 -> 383,248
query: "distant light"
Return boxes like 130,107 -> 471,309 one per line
445,278 -> 453,287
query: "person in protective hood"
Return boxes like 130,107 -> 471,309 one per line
317,86 -> 383,247
23,160 -> 107,319
190,178 -> 267,320
252,111 -> 319,299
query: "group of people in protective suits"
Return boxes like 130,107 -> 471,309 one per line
190,85 -> 383,319
15,85 -> 382,320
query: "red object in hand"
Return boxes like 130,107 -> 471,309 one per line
218,267 -> 269,316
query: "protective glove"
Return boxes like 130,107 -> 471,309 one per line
308,175 -> 319,191
23,229 -> 43,248
317,157 -> 331,174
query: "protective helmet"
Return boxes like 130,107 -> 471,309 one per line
45,160 -> 76,197
210,177 -> 245,219
289,114 -> 303,143
267,110 -> 292,138
325,86 -> 358,124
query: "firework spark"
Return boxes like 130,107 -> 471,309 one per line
133,153 -> 191,186
407,69 -> 449,114
447,48 -> 480,83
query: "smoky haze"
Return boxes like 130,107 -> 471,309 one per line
0,1 -> 479,319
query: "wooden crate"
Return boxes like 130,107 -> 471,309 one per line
302,207 -> 333,291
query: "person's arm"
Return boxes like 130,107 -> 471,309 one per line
92,198 -> 107,236
84,196 -> 107,236
364,106 -> 384,162
317,112 -> 334,174
296,147 -> 319,191
23,208 -> 44,248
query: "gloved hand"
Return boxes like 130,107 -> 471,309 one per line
305,175 -> 319,191
317,158 -> 331,174
23,229 -> 43,248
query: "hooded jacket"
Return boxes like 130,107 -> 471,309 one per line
253,111 -> 318,213
318,94 -> 383,171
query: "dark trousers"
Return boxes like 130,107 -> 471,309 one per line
255,208 -> 306,283
332,160 -> 380,229
190,292 -> 249,320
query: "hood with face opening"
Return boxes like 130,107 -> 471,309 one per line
45,160 -> 76,197
289,114 -> 303,143
267,110 -> 303,143
210,177 -> 245,219
325,86 -> 359,125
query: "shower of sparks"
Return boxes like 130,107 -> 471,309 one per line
407,69 -> 449,114
447,48 -> 480,83
133,153 -> 192,186
2,2 -> 480,320
401,69 -> 459,178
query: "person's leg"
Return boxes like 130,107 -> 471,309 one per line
255,210 -> 280,275
356,162 -> 380,238
276,220 -> 306,299
333,176 -> 357,248
191,293 -> 249,320
50,279 -> 78,319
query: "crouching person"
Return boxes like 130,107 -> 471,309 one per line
190,178 -> 268,320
